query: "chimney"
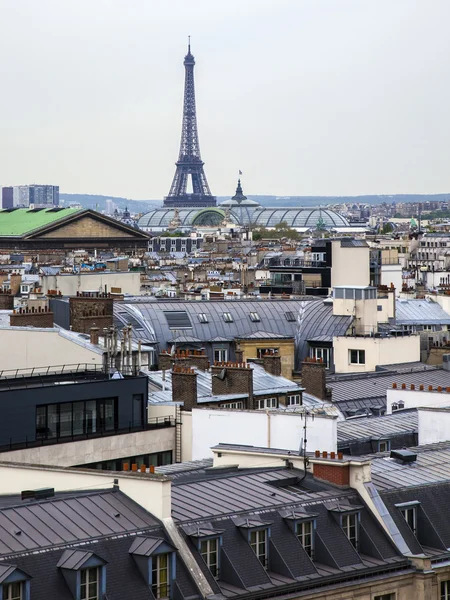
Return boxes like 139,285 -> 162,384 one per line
90,326 -> 100,345
0,289 -> 13,310
10,306 -> 54,328
301,358 -> 331,401
9,273 -> 22,296
211,362 -> 254,409
172,367 -> 198,411
69,292 -> 114,333
263,350 -> 281,377
185,349 -> 209,371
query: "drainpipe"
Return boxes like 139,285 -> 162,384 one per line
266,410 -> 271,448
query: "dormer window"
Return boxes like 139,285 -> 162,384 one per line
0,566 -> 30,600
58,550 -> 106,600
249,529 -> 268,568
295,520 -> 314,558
341,513 -> 359,550
129,536 -> 176,599
81,567 -> 99,600
396,501 -> 419,536
200,538 -> 219,579
152,554 -> 169,599
2,582 -> 27,600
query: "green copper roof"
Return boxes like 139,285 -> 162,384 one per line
0,208 -> 83,236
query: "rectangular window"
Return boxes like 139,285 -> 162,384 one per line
374,594 -> 396,600
214,349 -> 228,362
349,349 -> 365,364
287,395 -> 301,406
132,394 -> 144,428
257,347 -> 279,359
342,513 -> 359,549
285,311 -> 296,322
2,583 -> 23,600
249,529 -> 268,568
221,402 -> 244,409
296,521 -> 314,558
198,313 -> 209,323
378,440 -> 390,453
249,312 -> 260,322
400,506 -> 417,535
200,538 -> 219,578
441,580 -> 450,600
152,553 -> 169,599
257,398 -> 278,410
36,399 -> 117,440
80,567 -> 98,600
310,347 -> 330,369
223,312 -> 233,323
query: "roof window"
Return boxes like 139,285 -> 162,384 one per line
249,312 -> 260,322
129,537 -> 176,597
164,311 -> 192,330
285,311 -> 296,322
198,313 -> 209,323
223,312 -> 234,323
57,549 -> 106,600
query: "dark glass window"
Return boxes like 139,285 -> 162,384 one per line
132,394 -> 144,427
35,399 -> 117,440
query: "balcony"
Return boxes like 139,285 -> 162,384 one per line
0,416 -> 175,453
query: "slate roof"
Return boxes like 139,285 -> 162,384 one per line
116,299 -> 315,347
337,410 -> 418,444
327,368 -> 450,415
395,298 -> 450,325
369,441 -> 450,490
295,300 -> 353,366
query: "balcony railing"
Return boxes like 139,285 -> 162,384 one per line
0,416 -> 175,453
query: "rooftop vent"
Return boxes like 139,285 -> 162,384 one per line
21,487 -> 55,501
390,449 -> 417,463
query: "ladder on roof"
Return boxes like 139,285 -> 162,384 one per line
175,404 -> 182,463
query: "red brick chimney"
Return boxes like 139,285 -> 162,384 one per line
211,362 -> 254,409
172,367 -> 198,411
309,452 -> 372,489
301,358 -> 331,401
10,305 -> 53,328
263,350 -> 282,377
159,349 -> 210,371
90,327 -> 100,345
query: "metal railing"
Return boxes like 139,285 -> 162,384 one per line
0,416 -> 175,453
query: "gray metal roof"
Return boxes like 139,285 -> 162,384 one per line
146,363 -> 302,405
370,441 -> 450,491
0,489 -> 158,554
328,368 -> 450,404
395,298 -> 450,325
117,299 -> 317,349
295,300 -> 352,365
337,410 -> 418,443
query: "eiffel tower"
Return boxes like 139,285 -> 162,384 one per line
164,41 -> 216,208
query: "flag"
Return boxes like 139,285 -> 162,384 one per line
239,170 -> 242,175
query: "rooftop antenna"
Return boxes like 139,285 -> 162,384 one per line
188,35 -> 191,53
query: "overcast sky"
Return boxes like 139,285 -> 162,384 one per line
0,0 -> 449,199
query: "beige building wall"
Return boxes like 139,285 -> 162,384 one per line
330,242 -> 370,288
0,427 -> 175,468
333,295 -> 378,335
40,271 -> 141,295
0,462 -> 172,519
333,334 -> 420,373
0,328 -> 102,371
237,338 -> 295,378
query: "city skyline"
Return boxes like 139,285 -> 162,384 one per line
0,0 -> 449,199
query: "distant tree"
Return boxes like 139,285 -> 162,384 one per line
253,222 -> 300,241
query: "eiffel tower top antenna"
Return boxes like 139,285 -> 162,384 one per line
163,41 -> 216,208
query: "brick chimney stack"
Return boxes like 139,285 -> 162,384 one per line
159,349 -> 210,372
211,362 -> 254,409
69,292 -> 114,334
10,305 -> 54,328
301,358 -> 331,401
0,289 -> 14,310
172,367 -> 198,411
9,273 -> 21,296
263,350 -> 282,377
